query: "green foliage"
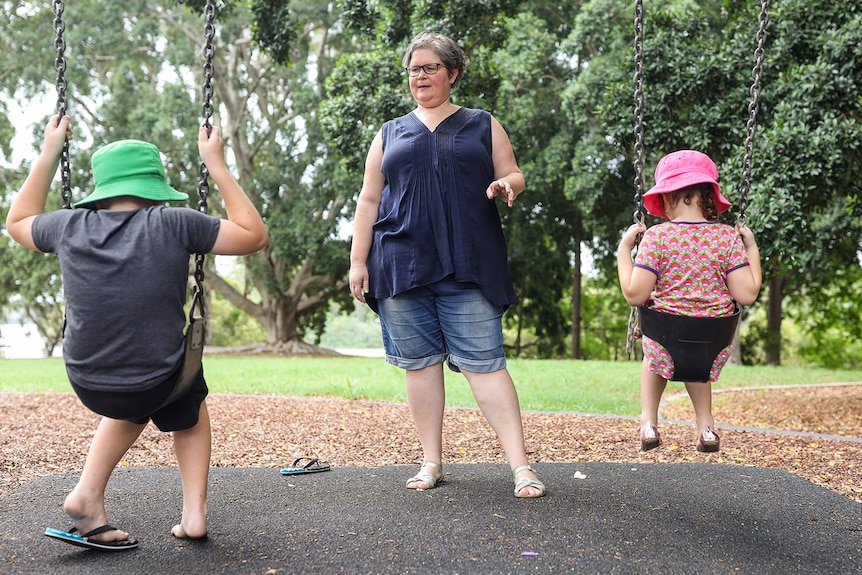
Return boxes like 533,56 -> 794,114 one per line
0,1 -> 367,347
564,0 -> 862,366
738,307 -> 769,366
320,50 -> 412,172
208,281 -> 266,347
249,1 -> 299,65
579,275 -> 631,361
4,1 -> 860,366
0,110 -> 13,162
562,0 -> 637,269
781,266 -> 862,369
0,245 -> 65,355
325,1 -> 583,359
797,329 -> 862,370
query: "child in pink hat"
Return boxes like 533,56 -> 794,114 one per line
617,150 -> 762,453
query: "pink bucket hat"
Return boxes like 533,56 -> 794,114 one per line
643,150 -> 731,218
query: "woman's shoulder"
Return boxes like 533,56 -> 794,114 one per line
459,107 -> 489,120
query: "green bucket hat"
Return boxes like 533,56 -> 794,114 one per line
75,140 -> 189,208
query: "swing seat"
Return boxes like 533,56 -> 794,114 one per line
638,305 -> 740,383
153,314 -> 205,413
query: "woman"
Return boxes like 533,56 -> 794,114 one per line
349,31 -> 544,498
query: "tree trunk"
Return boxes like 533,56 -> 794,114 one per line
515,273 -> 526,356
571,244 -> 582,359
730,320 -> 742,365
765,275 -> 785,365
728,304 -> 745,365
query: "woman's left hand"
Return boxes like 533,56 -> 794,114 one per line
486,179 -> 516,207
349,264 -> 369,303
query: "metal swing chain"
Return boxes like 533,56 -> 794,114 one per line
626,0 -> 647,358
190,0 -> 217,319
632,0 -> 646,228
52,0 -> 72,209
735,0 -> 770,227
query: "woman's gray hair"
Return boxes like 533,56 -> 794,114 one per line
402,31 -> 468,87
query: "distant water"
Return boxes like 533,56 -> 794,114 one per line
0,324 -> 384,360
334,348 -> 386,358
0,323 -> 58,359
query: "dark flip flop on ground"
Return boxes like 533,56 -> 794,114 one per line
280,457 -> 331,475
44,525 -> 139,551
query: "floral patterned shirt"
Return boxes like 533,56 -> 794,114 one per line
634,221 -> 750,318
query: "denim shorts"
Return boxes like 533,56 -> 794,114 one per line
376,278 -> 507,373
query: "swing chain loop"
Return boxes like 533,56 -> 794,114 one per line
737,0 -> 770,225
53,0 -> 72,208
626,0 -> 647,359
192,0 -> 217,317
632,0 -> 646,225
197,0 -> 216,215
200,1 -> 216,134
626,307 -> 639,358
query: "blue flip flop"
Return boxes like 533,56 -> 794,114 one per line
280,457 -> 331,475
44,525 -> 139,551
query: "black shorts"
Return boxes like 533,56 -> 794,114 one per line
71,365 -> 209,432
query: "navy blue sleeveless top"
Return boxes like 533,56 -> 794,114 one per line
366,107 -> 517,308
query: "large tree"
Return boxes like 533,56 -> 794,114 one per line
0,0 -> 357,353
742,0 -> 862,364
563,0 -> 862,365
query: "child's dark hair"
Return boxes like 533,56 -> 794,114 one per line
665,184 -> 719,221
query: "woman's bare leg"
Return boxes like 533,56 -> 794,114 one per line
462,368 -> 542,498
404,364 -> 445,488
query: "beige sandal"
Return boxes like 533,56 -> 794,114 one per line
406,461 -> 443,490
513,465 -> 545,498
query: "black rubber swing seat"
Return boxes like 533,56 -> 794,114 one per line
637,305 -> 741,383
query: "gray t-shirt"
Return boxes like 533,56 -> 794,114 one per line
32,206 -> 220,392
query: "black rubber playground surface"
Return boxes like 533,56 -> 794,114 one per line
1,463 -> 860,574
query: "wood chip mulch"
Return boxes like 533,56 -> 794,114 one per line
1,385 -> 859,503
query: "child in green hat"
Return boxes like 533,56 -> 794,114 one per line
6,114 -> 268,550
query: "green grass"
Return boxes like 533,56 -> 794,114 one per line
2,356 -> 860,417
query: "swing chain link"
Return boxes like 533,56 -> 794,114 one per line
736,0 -> 770,227
52,0 -> 72,209
192,0 -> 217,316
632,0 -> 646,227
197,0 -> 216,217
626,0 -> 647,359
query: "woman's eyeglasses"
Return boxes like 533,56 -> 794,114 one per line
405,63 -> 446,77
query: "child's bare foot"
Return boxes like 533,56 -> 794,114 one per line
171,513 -> 208,539
63,489 -> 132,544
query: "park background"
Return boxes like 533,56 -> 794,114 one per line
0,1 -> 860,516
0,0 -> 860,372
